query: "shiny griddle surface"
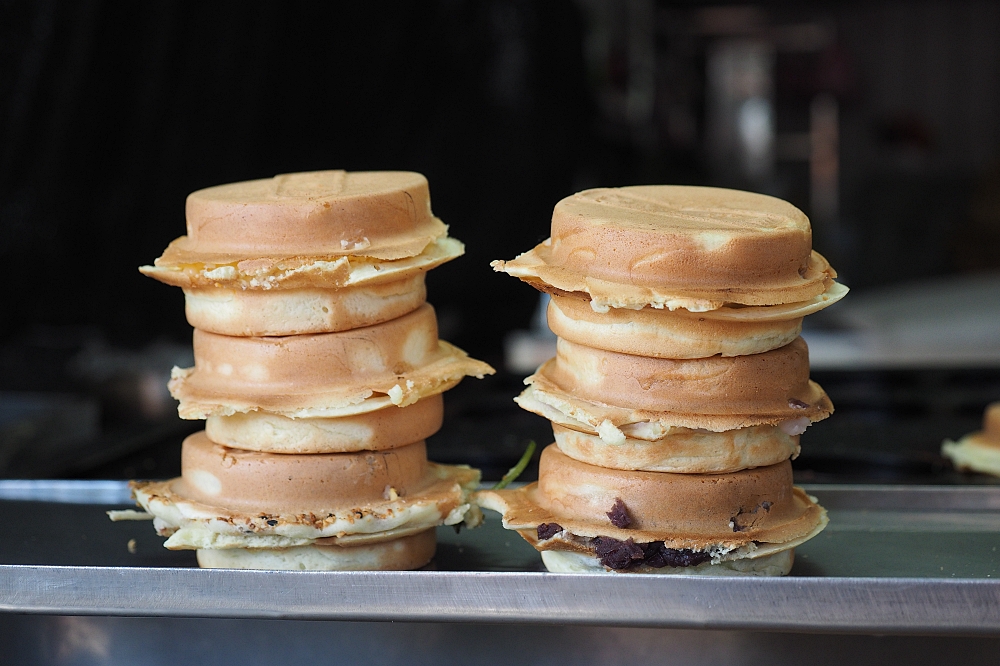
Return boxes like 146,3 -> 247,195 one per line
1,481 -> 999,633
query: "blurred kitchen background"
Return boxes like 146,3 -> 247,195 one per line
1,1 -> 999,484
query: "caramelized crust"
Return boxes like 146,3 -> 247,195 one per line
162,170 -> 446,263
476,445 -> 825,550
534,337 -> 831,423
494,186 -> 837,310
551,186 -> 813,290
179,432 -> 429,513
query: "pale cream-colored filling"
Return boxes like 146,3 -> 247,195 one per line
195,529 -> 437,571
144,236 -> 462,290
942,437 -> 1000,477
133,463 -> 481,548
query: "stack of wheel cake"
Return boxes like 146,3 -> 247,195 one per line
479,185 -> 847,575
129,170 -> 494,570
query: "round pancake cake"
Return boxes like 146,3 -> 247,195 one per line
551,423 -> 799,474
140,170 -> 465,292
183,274 -> 427,337
517,336 -> 832,438
155,171 -> 445,263
475,445 -> 826,574
131,432 -> 482,551
493,185 -> 842,311
546,288 -> 846,359
195,529 -> 437,571
942,402 -> 1000,477
169,304 -> 494,419
178,432 -> 430,513
205,394 -> 443,454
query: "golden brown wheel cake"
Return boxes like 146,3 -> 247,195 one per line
183,274 -> 428,337
475,445 -> 826,575
141,171 -> 466,335
550,423 -> 800,474
144,170 -> 456,279
546,287 -> 846,359
517,336 -> 832,441
493,185 -> 843,312
169,303 -> 493,419
204,394 -> 444,454
131,432 -> 482,554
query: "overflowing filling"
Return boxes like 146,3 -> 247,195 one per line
536,522 -> 714,571
143,237 -> 463,290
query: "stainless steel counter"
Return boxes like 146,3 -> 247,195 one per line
1,482 -> 999,634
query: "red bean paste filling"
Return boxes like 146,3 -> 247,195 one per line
592,536 -> 712,571
537,523 -> 563,540
606,498 -> 632,528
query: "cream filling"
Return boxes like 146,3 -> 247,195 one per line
143,236 -> 463,290
515,385 -> 629,443
586,290 -> 722,314
493,251 -> 844,314
942,437 -> 1000,477
195,530 -> 436,571
165,523 -> 434,550
516,384 -> 818,444
587,280 -> 848,320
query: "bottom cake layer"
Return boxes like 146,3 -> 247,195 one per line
195,528 -> 436,571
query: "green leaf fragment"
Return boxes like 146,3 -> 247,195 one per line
492,440 -> 537,490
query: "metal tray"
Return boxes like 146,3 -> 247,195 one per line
1,481 -> 999,634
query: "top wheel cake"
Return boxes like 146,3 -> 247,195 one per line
494,185 -> 841,312
142,170 -> 463,291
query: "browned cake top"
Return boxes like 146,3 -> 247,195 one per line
495,185 -> 838,309
158,170 -> 447,264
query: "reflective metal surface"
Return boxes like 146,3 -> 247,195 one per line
5,614 -> 1000,666
0,483 -> 998,633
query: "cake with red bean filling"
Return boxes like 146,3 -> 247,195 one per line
479,185 -> 844,574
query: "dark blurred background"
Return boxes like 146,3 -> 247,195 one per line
1,1 -> 999,483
